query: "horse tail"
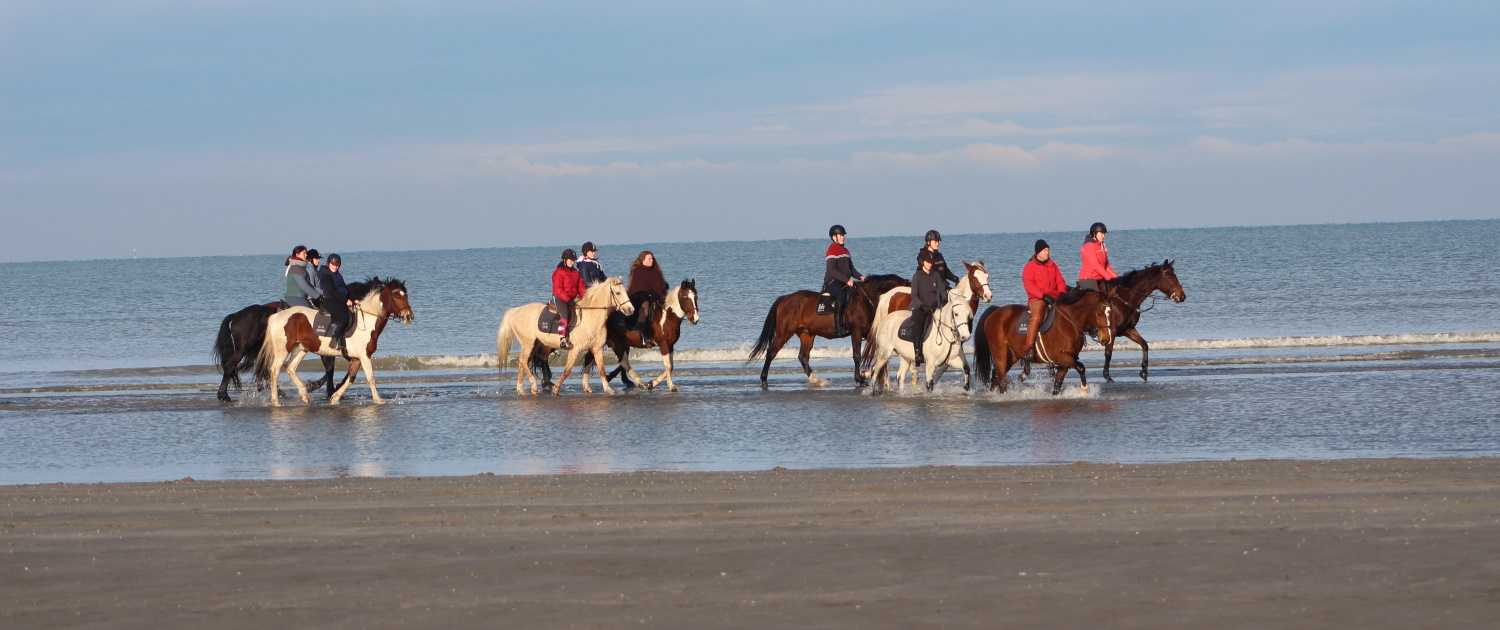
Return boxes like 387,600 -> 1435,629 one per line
746,296 -> 785,362
212,312 -> 236,381
253,313 -> 280,385
973,306 -> 996,390
496,311 -> 515,378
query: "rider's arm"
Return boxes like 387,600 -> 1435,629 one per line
295,271 -> 322,299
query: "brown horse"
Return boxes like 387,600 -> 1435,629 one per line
1099,260 -> 1186,382
747,275 -> 909,388
255,277 -> 415,405
583,279 -> 701,392
972,289 -> 1118,395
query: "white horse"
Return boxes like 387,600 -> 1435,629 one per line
496,277 -> 634,396
864,285 -> 975,393
255,277 -> 415,406
869,261 -> 990,390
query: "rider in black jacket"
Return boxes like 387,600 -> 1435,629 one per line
317,254 -> 352,355
923,230 -> 962,291
909,248 -> 945,367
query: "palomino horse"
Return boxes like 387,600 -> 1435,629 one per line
255,277 -> 415,405
212,302 -> 283,402
584,279 -> 701,392
972,289 -> 1118,395
496,277 -> 634,396
863,284 -> 975,393
866,261 -> 992,389
1100,260 -> 1186,382
747,275 -> 909,388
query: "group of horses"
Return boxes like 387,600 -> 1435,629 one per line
210,260 -> 1184,406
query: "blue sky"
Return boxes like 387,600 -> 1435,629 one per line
2,1 -> 1498,261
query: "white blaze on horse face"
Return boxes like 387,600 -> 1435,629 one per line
687,291 -> 700,323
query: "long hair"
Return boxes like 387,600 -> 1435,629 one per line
630,250 -> 663,277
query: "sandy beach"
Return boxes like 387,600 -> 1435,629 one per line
4,458 -> 1499,628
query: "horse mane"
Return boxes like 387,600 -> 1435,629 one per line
1108,262 -> 1165,289
1057,287 -> 1093,304
348,276 -> 407,300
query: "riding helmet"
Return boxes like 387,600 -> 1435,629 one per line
828,224 -> 847,238
917,248 -> 935,264
561,248 -> 576,261
306,249 -> 321,261
580,241 -> 597,254
1034,239 -> 1050,255
924,229 -> 941,242
327,253 -> 341,265
1090,222 -> 1108,235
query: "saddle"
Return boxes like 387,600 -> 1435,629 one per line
898,315 -> 927,343
537,304 -> 561,334
312,309 -> 356,339
1013,302 -> 1057,337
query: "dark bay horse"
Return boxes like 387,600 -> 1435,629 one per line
212,302 -> 283,402
747,274 -> 909,388
1100,260 -> 1186,382
584,279 -> 701,391
972,289 -> 1118,395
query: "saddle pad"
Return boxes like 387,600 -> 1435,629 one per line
898,316 -> 923,343
537,304 -> 561,334
312,310 -> 356,338
1013,303 -> 1057,337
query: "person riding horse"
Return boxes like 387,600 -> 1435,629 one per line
909,248 -> 945,367
627,250 -> 668,348
1077,222 -> 1118,292
317,253 -> 352,355
577,241 -> 607,288
282,245 -> 323,308
1021,239 -> 1069,358
552,248 -> 586,350
922,229 -> 962,291
823,224 -> 864,336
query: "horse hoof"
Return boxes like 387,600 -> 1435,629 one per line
668,385 -> 679,393
1104,376 -> 1115,383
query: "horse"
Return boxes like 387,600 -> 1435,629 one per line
211,302 -> 283,402
1099,260 -> 1186,382
746,274 -> 909,388
972,289 -> 1118,395
254,277 -> 415,406
583,279 -> 701,392
495,277 -> 634,396
865,261 -> 992,389
862,284 -> 975,393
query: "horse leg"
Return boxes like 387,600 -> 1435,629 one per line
286,349 -> 311,404
594,346 -> 615,395
217,365 -> 236,403
959,348 -> 972,391
330,359 -> 360,405
759,330 -> 793,389
1123,328 -> 1150,382
267,349 -> 284,407
798,333 -> 824,387
1051,360 -> 1069,395
515,349 -> 531,396
850,331 -> 867,387
359,355 -> 386,404
660,351 -> 678,392
1102,338 -> 1116,383
553,349 -> 581,396
1074,357 -> 1089,393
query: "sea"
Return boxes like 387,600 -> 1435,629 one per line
2,219 -> 1498,483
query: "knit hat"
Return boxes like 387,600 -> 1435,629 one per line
1034,239 -> 1050,255
561,248 -> 577,261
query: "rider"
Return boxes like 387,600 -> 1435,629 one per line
923,230 -> 962,291
628,250 -> 668,347
576,241 -> 607,288
317,253 -> 352,355
1021,239 -> 1069,359
909,248 -> 945,367
282,245 -> 322,308
822,224 -> 864,335
305,249 -> 323,299
1077,222 -> 1118,292
552,248 -> 585,349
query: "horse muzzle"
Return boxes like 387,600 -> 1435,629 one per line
1171,291 -> 1186,303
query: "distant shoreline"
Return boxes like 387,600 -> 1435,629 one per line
6,457 -> 1499,627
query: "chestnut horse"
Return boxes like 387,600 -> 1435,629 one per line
212,301 -> 283,402
972,289 -> 1118,395
1099,260 -> 1186,382
584,279 -> 701,392
747,274 -> 909,388
254,277 -> 415,406
865,261 -> 992,389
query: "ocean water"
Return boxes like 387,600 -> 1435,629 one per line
2,219 -> 1498,483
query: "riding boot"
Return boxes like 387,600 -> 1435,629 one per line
913,343 -> 925,367
559,320 -> 573,349
1023,299 -> 1045,360
638,303 -> 656,348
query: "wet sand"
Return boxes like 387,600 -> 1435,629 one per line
4,458 -> 1499,629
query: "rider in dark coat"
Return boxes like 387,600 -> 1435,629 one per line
822,225 -> 864,335
317,254 -> 351,354
909,249 -> 945,367
627,250 -> 668,347
923,230 -> 962,291
282,245 -> 322,308
576,241 -> 608,287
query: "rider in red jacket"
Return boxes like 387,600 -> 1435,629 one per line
1021,240 -> 1068,358
552,249 -> 585,349
1077,222 -> 1118,291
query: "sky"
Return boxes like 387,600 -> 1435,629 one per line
2,1 -> 1498,262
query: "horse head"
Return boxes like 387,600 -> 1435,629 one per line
605,277 -> 636,316
675,278 -> 701,324
1088,290 -> 1116,346
375,277 -> 415,324
1159,259 -> 1186,303
950,298 -> 974,343
963,260 -> 992,303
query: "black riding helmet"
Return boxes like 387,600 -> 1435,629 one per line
580,241 -> 597,254
306,249 -> 321,262
560,248 -> 576,261
828,224 -> 846,239
925,229 -> 941,242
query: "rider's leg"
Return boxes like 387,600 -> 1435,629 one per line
559,301 -> 574,349
911,307 -> 931,367
1023,299 -> 1045,359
